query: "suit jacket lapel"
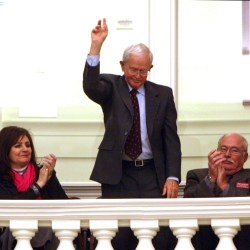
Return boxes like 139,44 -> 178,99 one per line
118,76 -> 133,116
145,82 -> 160,137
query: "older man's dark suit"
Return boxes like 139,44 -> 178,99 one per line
83,62 -> 181,250
184,168 -> 250,250
83,62 -> 181,189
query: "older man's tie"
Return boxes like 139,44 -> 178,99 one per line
124,89 -> 142,160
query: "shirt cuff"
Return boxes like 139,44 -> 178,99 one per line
167,176 -> 179,182
87,55 -> 100,66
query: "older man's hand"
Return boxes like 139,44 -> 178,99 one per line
162,179 -> 179,198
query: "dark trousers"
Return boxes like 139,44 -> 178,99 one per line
101,162 -> 177,250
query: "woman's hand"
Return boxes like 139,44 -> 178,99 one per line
36,154 -> 57,188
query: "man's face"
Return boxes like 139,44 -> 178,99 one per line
120,54 -> 153,90
217,134 -> 248,175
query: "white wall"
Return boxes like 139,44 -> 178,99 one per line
0,0 -> 173,113
177,0 -> 250,180
2,0 -> 248,114
178,0 -> 250,120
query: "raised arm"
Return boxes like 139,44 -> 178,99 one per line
89,18 -> 108,56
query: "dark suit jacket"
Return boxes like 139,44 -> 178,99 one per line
184,168 -> 250,198
83,62 -> 181,188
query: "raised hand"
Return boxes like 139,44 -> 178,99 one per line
90,18 -> 108,55
216,164 -> 228,191
208,149 -> 224,180
36,154 -> 57,188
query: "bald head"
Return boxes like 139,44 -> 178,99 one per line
218,133 -> 248,153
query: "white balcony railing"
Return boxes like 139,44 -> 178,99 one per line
1,197 -> 250,250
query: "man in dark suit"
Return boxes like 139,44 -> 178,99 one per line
184,132 -> 250,250
83,18 -> 181,250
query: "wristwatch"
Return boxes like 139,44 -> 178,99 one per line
207,175 -> 216,183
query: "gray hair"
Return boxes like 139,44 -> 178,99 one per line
218,133 -> 249,152
122,43 -> 153,65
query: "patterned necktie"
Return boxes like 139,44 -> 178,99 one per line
124,89 -> 142,160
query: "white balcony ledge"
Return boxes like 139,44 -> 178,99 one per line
0,197 -> 250,249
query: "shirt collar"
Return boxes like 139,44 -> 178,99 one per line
127,83 -> 145,96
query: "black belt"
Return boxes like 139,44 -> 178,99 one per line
122,159 -> 154,167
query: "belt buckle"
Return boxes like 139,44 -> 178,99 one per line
135,160 -> 144,167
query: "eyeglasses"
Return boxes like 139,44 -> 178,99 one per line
127,67 -> 148,76
218,146 -> 246,155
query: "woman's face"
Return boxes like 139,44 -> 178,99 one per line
9,135 -> 32,169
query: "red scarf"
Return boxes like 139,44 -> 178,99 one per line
11,163 -> 41,199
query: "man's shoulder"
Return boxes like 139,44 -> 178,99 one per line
187,168 -> 208,175
144,81 -> 173,97
96,73 -> 124,86
145,81 -> 172,90
237,168 -> 250,176
242,168 -> 250,172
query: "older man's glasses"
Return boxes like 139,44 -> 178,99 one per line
127,67 -> 148,76
218,146 -> 245,155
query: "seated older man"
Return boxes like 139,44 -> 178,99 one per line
184,132 -> 250,250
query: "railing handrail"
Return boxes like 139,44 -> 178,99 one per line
0,197 -> 250,222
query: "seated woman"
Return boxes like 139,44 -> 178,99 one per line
0,126 -> 68,250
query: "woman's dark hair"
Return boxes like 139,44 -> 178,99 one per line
0,126 -> 38,178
